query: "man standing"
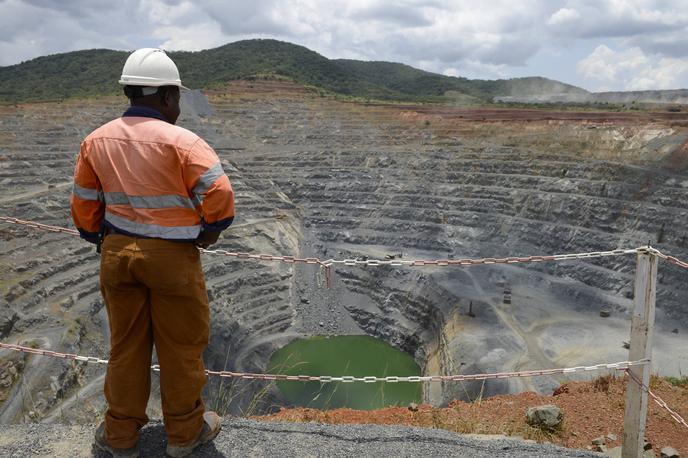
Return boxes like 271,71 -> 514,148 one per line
71,48 -> 234,457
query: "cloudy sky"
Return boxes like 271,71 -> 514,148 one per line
2,0 -> 688,92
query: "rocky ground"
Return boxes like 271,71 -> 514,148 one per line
258,375 -> 688,456
0,79 -> 687,428
0,417 -> 606,458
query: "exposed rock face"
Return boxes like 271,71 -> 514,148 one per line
0,80 -> 687,423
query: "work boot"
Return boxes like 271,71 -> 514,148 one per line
166,411 -> 222,457
94,422 -> 140,458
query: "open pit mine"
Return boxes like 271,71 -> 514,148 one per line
1,80 -> 688,423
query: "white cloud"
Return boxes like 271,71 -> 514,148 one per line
0,0 -> 550,68
443,60 -> 511,80
577,45 -> 647,81
155,21 -> 227,51
627,57 -> 688,90
1,0 -> 688,91
577,44 -> 688,90
547,7 -> 580,26
546,0 -> 688,39
0,0 -> 155,65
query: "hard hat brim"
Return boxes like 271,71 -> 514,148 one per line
119,76 -> 189,91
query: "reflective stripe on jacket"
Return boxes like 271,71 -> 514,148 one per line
70,107 -> 234,242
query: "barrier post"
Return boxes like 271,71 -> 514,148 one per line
622,249 -> 657,458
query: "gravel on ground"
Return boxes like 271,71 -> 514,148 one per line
0,417 -> 604,457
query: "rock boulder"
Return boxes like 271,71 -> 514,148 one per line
525,405 -> 563,430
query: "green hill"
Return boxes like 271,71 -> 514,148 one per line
0,39 -> 587,104
333,60 -> 587,101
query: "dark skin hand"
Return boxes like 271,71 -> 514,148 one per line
195,230 -> 221,249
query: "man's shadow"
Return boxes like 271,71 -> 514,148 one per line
91,422 -> 225,457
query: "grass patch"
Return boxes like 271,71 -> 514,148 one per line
664,376 -> 688,388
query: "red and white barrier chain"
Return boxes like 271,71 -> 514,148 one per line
0,216 -> 79,236
626,371 -> 688,430
3,339 -> 684,429
0,340 -> 646,382
0,342 -> 108,365
200,360 -> 648,383
1,216 -> 651,288
4,339 -> 683,429
648,247 -> 688,270
3,217 -> 688,272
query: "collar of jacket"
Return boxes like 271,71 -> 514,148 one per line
122,106 -> 169,123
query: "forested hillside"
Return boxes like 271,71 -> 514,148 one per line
0,39 -> 587,104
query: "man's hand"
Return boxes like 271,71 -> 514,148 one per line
195,230 -> 221,249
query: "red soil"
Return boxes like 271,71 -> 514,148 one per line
256,376 -> 688,455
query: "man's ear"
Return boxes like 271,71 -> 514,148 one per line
159,87 -> 170,106
162,87 -> 180,107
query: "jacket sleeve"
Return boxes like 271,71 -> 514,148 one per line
70,142 -> 104,243
184,138 -> 235,232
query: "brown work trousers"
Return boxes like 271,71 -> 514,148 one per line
99,234 -> 209,449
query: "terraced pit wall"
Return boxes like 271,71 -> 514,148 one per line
1,80 -> 687,423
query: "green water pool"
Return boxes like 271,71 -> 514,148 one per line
267,335 -> 422,410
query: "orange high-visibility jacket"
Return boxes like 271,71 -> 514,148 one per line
71,107 -> 234,243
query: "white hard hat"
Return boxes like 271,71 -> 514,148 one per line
119,48 -> 188,90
